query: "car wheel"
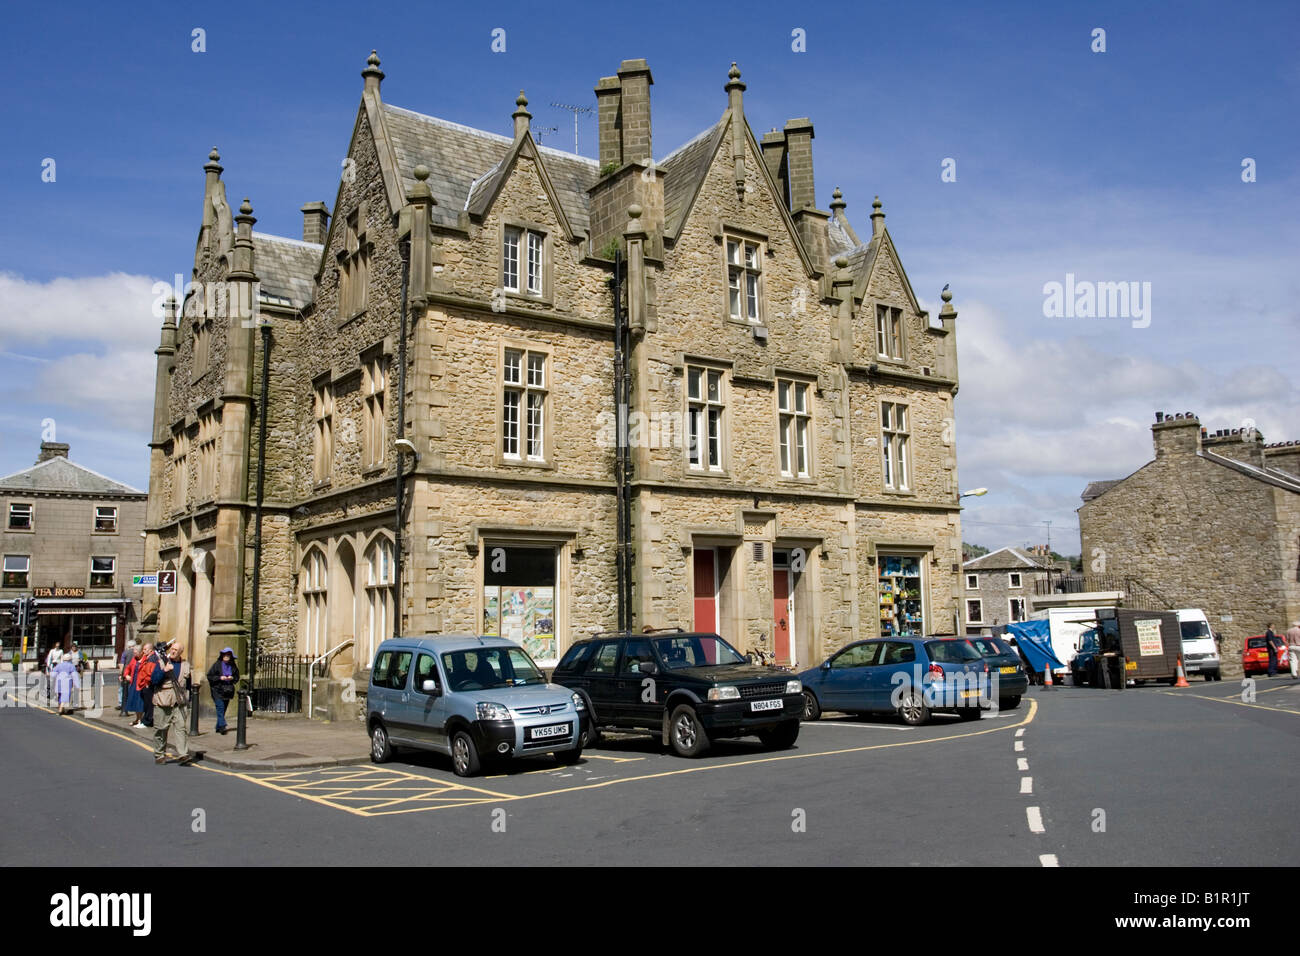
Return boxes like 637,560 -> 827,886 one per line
668,704 -> 709,757
898,690 -> 930,726
802,690 -> 821,721
451,730 -> 481,777
579,723 -> 601,749
757,720 -> 800,750
1001,695 -> 1021,710
555,744 -> 583,765
370,722 -> 392,764
958,707 -> 981,721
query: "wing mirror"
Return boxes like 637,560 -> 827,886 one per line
640,661 -> 658,676
421,679 -> 441,696
821,660 -> 831,670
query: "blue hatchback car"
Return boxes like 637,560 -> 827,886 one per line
367,635 -> 587,776
799,637 -> 990,725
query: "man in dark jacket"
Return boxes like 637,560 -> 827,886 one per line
206,647 -> 240,735
1265,624 -> 1279,677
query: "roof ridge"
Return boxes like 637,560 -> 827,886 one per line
1201,449 -> 1300,492
383,103 -> 599,166
0,456 -> 144,494
253,231 -> 323,250
657,117 -> 727,166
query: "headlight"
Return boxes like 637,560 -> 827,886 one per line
476,701 -> 511,721
571,692 -> 586,711
707,686 -> 740,701
785,680 -> 802,694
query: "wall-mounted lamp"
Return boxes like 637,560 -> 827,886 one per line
959,488 -> 988,499
395,437 -> 420,467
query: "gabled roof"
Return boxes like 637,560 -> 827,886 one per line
1081,479 -> 1122,502
381,104 -> 598,235
1202,450 -> 1300,494
659,117 -> 728,241
963,547 -> 1049,571
253,232 -> 321,310
0,457 -> 145,496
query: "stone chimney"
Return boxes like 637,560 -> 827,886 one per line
1203,424 -> 1266,468
760,129 -> 788,207
617,60 -> 653,164
588,59 -> 663,260
1152,411 -> 1201,460
783,118 -> 815,212
37,442 -> 69,463
595,76 -> 622,170
301,202 -> 329,244
1264,441 -> 1300,478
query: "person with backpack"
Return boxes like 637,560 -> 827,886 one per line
152,642 -> 193,766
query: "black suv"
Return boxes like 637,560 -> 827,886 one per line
551,629 -> 803,757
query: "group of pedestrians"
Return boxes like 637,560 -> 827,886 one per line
1263,622 -> 1300,679
114,641 -> 241,765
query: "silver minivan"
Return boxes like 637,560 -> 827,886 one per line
367,635 -> 587,776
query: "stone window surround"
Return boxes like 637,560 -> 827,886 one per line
312,373 -> 335,488
1009,596 -> 1027,623
497,338 -> 554,470
873,300 -> 907,365
1008,571 -> 1022,589
195,405 -> 220,504
89,555 -> 116,590
361,344 -> 389,475
717,222 -> 768,327
337,202 -> 372,324
94,505 -> 119,535
965,597 -> 984,625
299,543 -> 329,659
684,359 -> 731,477
775,372 -> 815,483
191,315 -> 213,383
169,427 -> 190,516
880,397 -> 915,496
3,554 -> 31,589
966,573 -> 979,590
500,219 -> 554,306
7,502 -> 34,533
869,542 -> 933,638
470,526 -> 575,657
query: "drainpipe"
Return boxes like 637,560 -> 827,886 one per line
393,241 -> 411,638
612,251 -> 628,632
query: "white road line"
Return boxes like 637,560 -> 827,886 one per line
1020,776 -> 1033,794
1026,806 -> 1045,833
1014,740 -> 1025,751
1040,854 -> 1059,867
1015,728 -> 1025,737
1017,757 -> 1029,771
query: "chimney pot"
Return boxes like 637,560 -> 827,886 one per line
300,202 -> 330,244
37,442 -> 70,463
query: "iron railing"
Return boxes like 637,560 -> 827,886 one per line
1035,574 -> 1176,612
251,652 -> 313,713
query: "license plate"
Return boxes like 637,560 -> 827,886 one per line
960,689 -> 981,700
1125,661 -> 1137,671
750,699 -> 783,712
527,722 -> 570,740
999,666 -> 1017,674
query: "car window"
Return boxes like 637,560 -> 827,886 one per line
372,651 -> 392,686
1247,638 -> 1265,649
925,640 -> 981,663
385,651 -> 413,690
880,642 -> 916,665
1180,621 -> 1212,641
414,653 -> 438,694
440,647 -> 545,691
830,643 -> 880,669
651,634 -> 746,667
968,638 -> 1001,657
587,641 -> 621,675
557,642 -> 594,672
621,639 -> 656,674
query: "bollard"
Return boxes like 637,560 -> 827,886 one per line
233,688 -> 249,750
189,682 -> 200,736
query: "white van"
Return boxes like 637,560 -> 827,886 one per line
1175,609 -> 1221,680
1028,607 -> 1100,681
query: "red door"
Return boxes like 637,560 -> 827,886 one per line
693,549 -> 718,646
773,568 -> 791,664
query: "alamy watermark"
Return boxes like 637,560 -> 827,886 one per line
1042,273 -> 1151,329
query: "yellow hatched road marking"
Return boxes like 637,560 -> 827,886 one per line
1162,690 -> 1300,716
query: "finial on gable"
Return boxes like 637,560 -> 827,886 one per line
362,49 -> 384,96
830,187 -> 845,217
871,195 -> 885,237
513,90 -> 532,139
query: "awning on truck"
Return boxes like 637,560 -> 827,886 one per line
1003,621 -> 1065,672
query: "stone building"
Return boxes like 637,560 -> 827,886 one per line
2,442 -> 147,666
960,546 -> 1052,634
1079,411 -> 1300,675
141,53 -> 966,688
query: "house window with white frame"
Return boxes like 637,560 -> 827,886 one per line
777,379 -> 811,478
687,366 -> 725,472
3,555 -> 30,589
966,599 -> 983,624
94,506 -> 118,533
313,379 -> 334,483
966,573 -> 979,590
726,237 -> 763,323
8,503 -> 32,531
503,226 -> 546,297
876,304 -> 904,360
1009,572 -> 1022,589
502,348 -> 547,461
363,352 -> 387,470
339,205 -> 369,318
90,556 -> 116,589
1009,598 -> 1027,622
881,401 -> 910,490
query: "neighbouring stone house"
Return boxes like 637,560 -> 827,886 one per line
2,442 -> 147,666
961,546 -> 1053,634
1079,411 -> 1300,676
141,52 -> 967,695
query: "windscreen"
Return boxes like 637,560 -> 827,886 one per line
441,647 -> 545,691
653,635 -> 747,668
1180,621 -> 1212,641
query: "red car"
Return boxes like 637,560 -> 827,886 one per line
1242,635 -> 1289,676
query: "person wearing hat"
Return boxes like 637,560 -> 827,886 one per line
206,647 -> 240,735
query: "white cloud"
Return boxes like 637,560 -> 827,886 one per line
0,271 -> 160,350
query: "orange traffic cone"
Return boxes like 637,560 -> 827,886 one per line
1043,666 -> 1054,690
1174,655 -> 1191,688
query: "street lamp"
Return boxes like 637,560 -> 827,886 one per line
959,488 -> 988,499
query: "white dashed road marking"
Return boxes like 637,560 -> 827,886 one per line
1014,740 -> 1025,752
1040,854 -> 1059,867
1020,776 -> 1033,794
1017,757 -> 1029,771
1026,806 -> 1045,833
1015,728 -> 1025,737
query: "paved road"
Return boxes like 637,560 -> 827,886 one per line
2,678 -> 1296,866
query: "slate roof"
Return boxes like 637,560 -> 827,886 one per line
963,547 -> 1049,571
253,233 -> 321,310
1201,451 -> 1300,494
659,117 -> 728,240
0,457 -> 145,496
382,105 -> 599,235
1081,479 -> 1122,502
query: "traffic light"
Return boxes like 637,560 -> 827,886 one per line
8,598 -> 19,631
24,597 -> 38,629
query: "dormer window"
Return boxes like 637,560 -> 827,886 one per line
876,304 -> 904,361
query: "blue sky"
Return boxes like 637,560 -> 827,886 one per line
2,0 -> 1297,553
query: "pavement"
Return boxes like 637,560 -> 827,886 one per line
4,666 -> 369,770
